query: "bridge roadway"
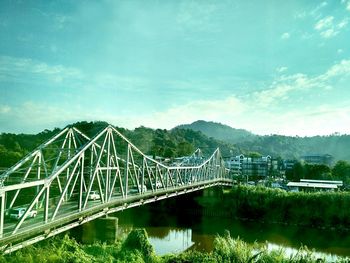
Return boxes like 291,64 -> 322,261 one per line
1,178 -> 233,253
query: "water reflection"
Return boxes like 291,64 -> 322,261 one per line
114,192 -> 350,258
148,228 -> 193,255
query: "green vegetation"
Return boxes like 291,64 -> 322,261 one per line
0,121 -> 235,170
176,120 -> 350,161
215,186 -> 350,230
285,160 -> 350,185
0,228 -> 346,262
176,120 -> 256,144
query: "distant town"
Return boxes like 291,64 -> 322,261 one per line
226,153 -> 344,192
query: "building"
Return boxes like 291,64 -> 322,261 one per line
283,159 -> 296,170
226,154 -> 275,178
287,179 -> 343,192
300,154 -> 333,166
287,182 -> 338,192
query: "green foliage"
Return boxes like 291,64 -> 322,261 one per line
332,160 -> 350,185
162,250 -> 215,263
122,229 -> 154,258
246,152 -> 262,158
213,232 -> 253,263
0,121 -> 235,170
226,185 -> 350,229
175,120 -> 256,144
176,120 -> 350,161
284,160 -> 350,183
1,228 -> 347,262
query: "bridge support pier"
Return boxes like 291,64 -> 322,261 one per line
202,186 -> 223,198
79,216 -> 118,244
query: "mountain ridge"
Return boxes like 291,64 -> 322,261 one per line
174,120 -> 350,161
175,120 -> 256,144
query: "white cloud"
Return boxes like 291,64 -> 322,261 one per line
237,59 -> 350,110
276,66 -> 288,73
0,105 -> 11,114
0,56 -> 149,92
337,18 -> 349,29
314,16 -> 348,38
281,32 -> 290,39
315,16 -> 334,30
139,96 -> 247,130
342,0 -> 350,11
321,59 -> 350,79
138,59 -> 350,135
1,58 -> 350,136
320,28 -> 338,38
337,48 -> 344,54
0,56 -> 83,85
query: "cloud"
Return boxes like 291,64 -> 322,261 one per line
320,29 -> 337,38
320,59 -> 350,79
276,67 -> 288,73
252,73 -> 315,107
314,16 -> 348,38
176,1 -> 221,33
314,16 -> 334,30
341,0 -> 350,11
0,105 -> 11,114
248,59 -> 350,108
0,56 -> 83,85
138,59 -> 350,135
1,65 -> 349,136
0,101 -> 136,134
0,56 -> 150,92
281,32 -> 290,39
1,57 -> 350,136
140,96 -> 246,129
310,1 -> 328,17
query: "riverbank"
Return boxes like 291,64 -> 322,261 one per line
1,229 -> 348,262
211,185 -> 350,231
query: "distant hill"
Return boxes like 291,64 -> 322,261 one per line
174,120 -> 350,162
175,120 -> 256,144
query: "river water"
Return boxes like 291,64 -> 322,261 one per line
114,189 -> 350,260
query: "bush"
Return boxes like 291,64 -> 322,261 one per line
226,186 -> 350,230
122,229 -> 154,258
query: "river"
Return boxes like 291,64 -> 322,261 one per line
113,188 -> 350,260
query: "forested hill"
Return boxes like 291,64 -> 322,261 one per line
176,120 -> 256,143
1,120 -> 349,171
0,121 -> 235,170
174,120 -> 350,161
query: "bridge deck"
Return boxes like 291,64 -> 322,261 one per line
1,178 -> 233,253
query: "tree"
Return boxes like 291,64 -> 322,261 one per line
332,160 -> 350,185
176,142 -> 194,156
247,152 -> 262,158
285,161 -> 304,182
304,164 -> 331,180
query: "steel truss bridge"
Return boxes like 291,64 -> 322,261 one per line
0,125 -> 233,253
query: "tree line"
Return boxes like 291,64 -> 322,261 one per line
285,160 -> 350,185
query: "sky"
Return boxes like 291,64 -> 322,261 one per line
0,0 -> 349,136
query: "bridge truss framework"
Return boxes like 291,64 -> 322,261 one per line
0,125 -> 232,253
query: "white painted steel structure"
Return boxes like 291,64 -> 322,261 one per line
0,125 -> 232,253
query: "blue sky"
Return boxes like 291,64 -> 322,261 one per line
0,0 -> 349,136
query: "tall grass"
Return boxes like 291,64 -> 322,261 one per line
0,228 -> 347,262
